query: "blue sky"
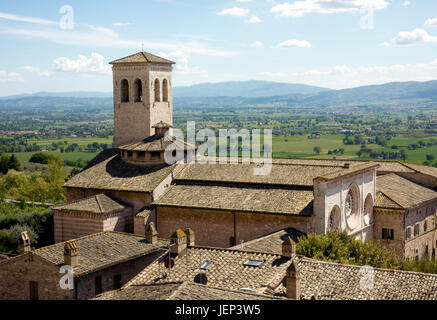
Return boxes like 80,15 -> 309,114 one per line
0,0 -> 437,95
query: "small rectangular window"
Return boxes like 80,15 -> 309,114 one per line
200,261 -> 213,270
414,224 -> 420,236
382,228 -> 394,240
406,227 -> 412,240
150,151 -> 160,160
29,281 -> 38,300
113,274 -> 122,290
95,276 -> 102,295
244,260 -> 263,267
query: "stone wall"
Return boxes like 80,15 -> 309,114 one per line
313,167 -> 376,240
404,200 -> 437,259
373,209 -> 405,257
0,253 -> 71,300
112,64 -> 173,147
75,250 -> 163,300
156,206 -> 310,248
53,208 -> 133,243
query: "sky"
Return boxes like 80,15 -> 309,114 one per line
0,0 -> 437,96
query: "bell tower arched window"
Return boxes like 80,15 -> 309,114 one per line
134,79 -> 142,102
162,79 -> 168,102
121,79 -> 129,102
154,79 -> 160,102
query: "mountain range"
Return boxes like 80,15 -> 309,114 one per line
0,80 -> 436,110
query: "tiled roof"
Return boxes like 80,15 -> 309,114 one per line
128,246 -> 292,292
154,184 -> 314,216
53,194 -> 126,214
230,228 -> 306,255
64,151 -> 177,193
294,257 -> 437,300
376,173 -> 437,209
94,282 -> 284,300
33,232 -> 168,276
402,162 -> 437,179
109,51 -> 175,65
119,134 -> 196,152
136,206 -> 152,218
374,192 -> 403,210
175,162 -> 348,187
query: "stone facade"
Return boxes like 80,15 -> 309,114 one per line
155,206 -> 311,248
112,61 -> 173,147
53,208 -> 133,243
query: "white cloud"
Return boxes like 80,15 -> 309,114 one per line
270,0 -> 388,17
1,27 -> 238,57
390,28 -> 437,46
0,11 -> 57,25
218,7 -> 250,16
248,15 -> 262,23
277,39 -> 312,48
237,0 -> 252,2
113,22 -> 134,27
0,70 -> 22,81
251,41 -> 263,47
401,1 -> 410,6
20,66 -> 52,77
425,18 -> 437,28
53,53 -> 112,75
380,41 -> 390,47
158,50 -> 207,75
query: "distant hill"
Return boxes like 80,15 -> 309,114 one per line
0,91 -> 112,100
173,80 -> 330,97
302,80 -> 437,105
0,80 -> 436,110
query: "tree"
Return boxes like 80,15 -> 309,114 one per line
7,154 -> 21,172
313,146 -> 321,154
426,154 -> 435,161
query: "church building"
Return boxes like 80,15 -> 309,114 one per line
54,51 -> 437,260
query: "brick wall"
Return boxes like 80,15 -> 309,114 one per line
0,253 -> 71,300
156,206 -> 310,248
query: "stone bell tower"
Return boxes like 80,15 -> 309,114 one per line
109,51 -> 175,147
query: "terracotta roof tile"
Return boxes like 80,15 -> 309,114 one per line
33,232 -> 168,275
109,51 -> 175,65
155,184 -> 314,216
376,173 -> 437,209
53,194 -> 126,214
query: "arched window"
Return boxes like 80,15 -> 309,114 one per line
363,194 -> 374,226
345,184 -> 360,230
162,79 -> 168,102
134,79 -> 142,102
328,205 -> 341,231
154,79 -> 160,102
121,79 -> 129,102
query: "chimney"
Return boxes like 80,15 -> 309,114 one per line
170,229 -> 187,255
18,231 -> 31,254
282,237 -> 296,258
185,228 -> 195,246
64,241 -> 79,268
145,222 -> 158,245
286,259 -> 301,300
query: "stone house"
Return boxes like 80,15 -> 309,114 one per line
0,231 -> 167,300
